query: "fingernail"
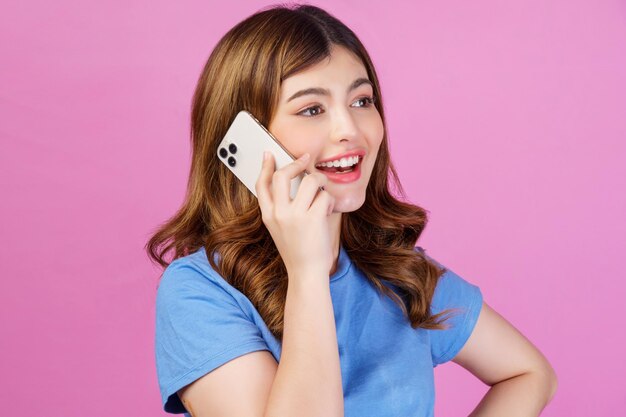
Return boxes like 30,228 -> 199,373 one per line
300,153 -> 310,161
263,151 -> 269,161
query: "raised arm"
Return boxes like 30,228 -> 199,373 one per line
177,148 -> 344,417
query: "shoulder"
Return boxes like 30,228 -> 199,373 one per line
414,246 -> 484,366
154,248 -> 271,413
414,245 -> 481,307
156,248 -> 243,315
158,248 -> 228,294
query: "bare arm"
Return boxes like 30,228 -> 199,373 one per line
257,146 -> 343,415
453,302 -> 558,416
264,272 -> 344,417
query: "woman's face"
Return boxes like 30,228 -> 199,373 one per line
268,45 -> 384,213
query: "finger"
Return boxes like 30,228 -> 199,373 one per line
272,153 -> 310,207
291,171 -> 328,212
309,188 -> 335,217
255,151 -> 275,217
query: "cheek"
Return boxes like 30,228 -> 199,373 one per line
368,115 -> 385,148
271,120 -> 323,156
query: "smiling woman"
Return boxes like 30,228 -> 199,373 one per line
146,4 -> 557,417
268,45 -> 383,215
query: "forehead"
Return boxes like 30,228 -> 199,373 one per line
279,46 -> 370,96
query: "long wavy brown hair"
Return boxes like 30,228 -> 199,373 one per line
145,4 -> 457,341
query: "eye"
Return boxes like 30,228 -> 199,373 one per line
297,105 -> 324,117
351,96 -> 376,108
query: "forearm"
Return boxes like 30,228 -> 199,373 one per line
468,370 -> 557,417
264,273 -> 344,417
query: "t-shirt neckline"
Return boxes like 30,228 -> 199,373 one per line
330,244 -> 352,283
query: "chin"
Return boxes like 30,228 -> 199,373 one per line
330,192 -> 366,213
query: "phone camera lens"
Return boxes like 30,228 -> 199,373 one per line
219,148 -> 228,158
228,156 -> 236,167
228,143 -> 237,154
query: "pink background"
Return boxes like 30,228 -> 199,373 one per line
1,1 -> 625,415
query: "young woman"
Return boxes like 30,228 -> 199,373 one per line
147,4 -> 557,417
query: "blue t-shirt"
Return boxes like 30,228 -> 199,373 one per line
155,245 -> 483,417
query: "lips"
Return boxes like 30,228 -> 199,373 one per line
315,150 -> 366,165
316,156 -> 361,172
315,156 -> 363,184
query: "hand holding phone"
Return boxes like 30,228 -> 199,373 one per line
217,110 -> 335,277
256,149 -> 335,278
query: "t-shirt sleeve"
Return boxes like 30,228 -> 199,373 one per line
155,260 -> 270,414
417,247 -> 484,367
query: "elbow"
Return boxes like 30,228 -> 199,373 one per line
547,367 -> 558,401
542,355 -> 558,402
533,354 -> 558,403
516,362 -> 558,404
536,362 -> 558,403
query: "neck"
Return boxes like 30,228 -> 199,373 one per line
328,212 -> 342,276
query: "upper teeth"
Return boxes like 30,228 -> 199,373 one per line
315,156 -> 360,168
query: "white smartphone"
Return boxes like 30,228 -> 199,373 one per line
216,110 -> 311,199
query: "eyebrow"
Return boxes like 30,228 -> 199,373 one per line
286,77 -> 373,103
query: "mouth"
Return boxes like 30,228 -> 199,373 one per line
314,155 -> 363,183
314,155 -> 362,173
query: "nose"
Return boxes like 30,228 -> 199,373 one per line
329,106 -> 361,143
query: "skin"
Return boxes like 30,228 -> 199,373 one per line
267,45 -> 384,275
